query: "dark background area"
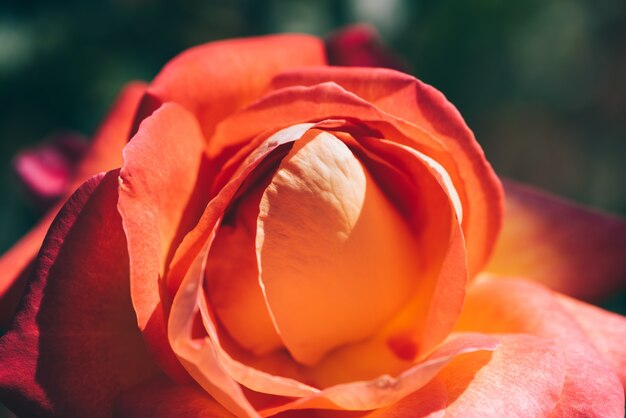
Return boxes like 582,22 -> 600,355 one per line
0,1 -> 625,416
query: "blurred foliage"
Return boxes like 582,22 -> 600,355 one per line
0,0 -> 625,253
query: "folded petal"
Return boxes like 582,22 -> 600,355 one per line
118,102 -> 210,381
456,276 -> 624,417
114,376 -> 234,418
261,334 -> 499,415
557,295 -> 626,387
0,171 -> 158,417
270,67 -> 504,278
485,180 -> 626,300
133,34 -> 325,142
0,82 -> 146,328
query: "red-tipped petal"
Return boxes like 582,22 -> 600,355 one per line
133,34 -> 325,141
456,276 -> 625,417
118,102 -> 210,382
485,179 -> 626,300
0,82 -> 146,328
0,171 -> 159,418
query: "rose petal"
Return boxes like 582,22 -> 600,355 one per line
361,379 -> 447,418
0,82 -> 146,328
204,124 -> 314,356
485,180 -> 626,300
456,276 -> 625,417
118,102 -> 210,382
557,295 -> 626,387
436,334 -> 564,417
0,171 -> 159,417
114,376 -> 234,418
132,34 -> 325,143
270,67 -> 504,278
256,130 -> 421,365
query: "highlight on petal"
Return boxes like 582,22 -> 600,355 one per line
456,276 -> 625,417
133,34 -> 326,142
118,102 -> 210,382
0,81 -> 146,328
0,171 -> 158,418
485,179 -> 626,301
269,67 -> 504,278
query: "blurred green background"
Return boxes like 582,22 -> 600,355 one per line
0,0 -> 625,416
0,1 -> 624,270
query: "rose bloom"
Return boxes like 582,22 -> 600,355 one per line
1,33 -> 626,418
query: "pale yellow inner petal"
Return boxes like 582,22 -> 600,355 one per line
256,130 -> 422,366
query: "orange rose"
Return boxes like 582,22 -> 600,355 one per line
1,34 -> 625,418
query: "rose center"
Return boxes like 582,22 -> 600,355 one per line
206,128 -> 422,366
255,130 -> 421,366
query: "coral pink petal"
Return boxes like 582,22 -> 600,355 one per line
114,376 -> 234,418
270,67 -> 504,278
0,171 -> 159,418
0,82 -> 146,328
485,179 -> 626,301
118,102 -> 210,382
456,276 -> 624,417
438,334 -> 564,417
557,295 -> 626,388
133,34 -> 325,142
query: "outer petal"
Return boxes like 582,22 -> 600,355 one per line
0,171 -> 159,417
118,102 -> 210,381
485,180 -> 626,300
270,67 -> 504,278
456,276 -> 625,417
0,82 -> 146,327
114,376 -> 234,418
557,295 -> 626,387
132,34 -> 326,142
436,334 -> 564,418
